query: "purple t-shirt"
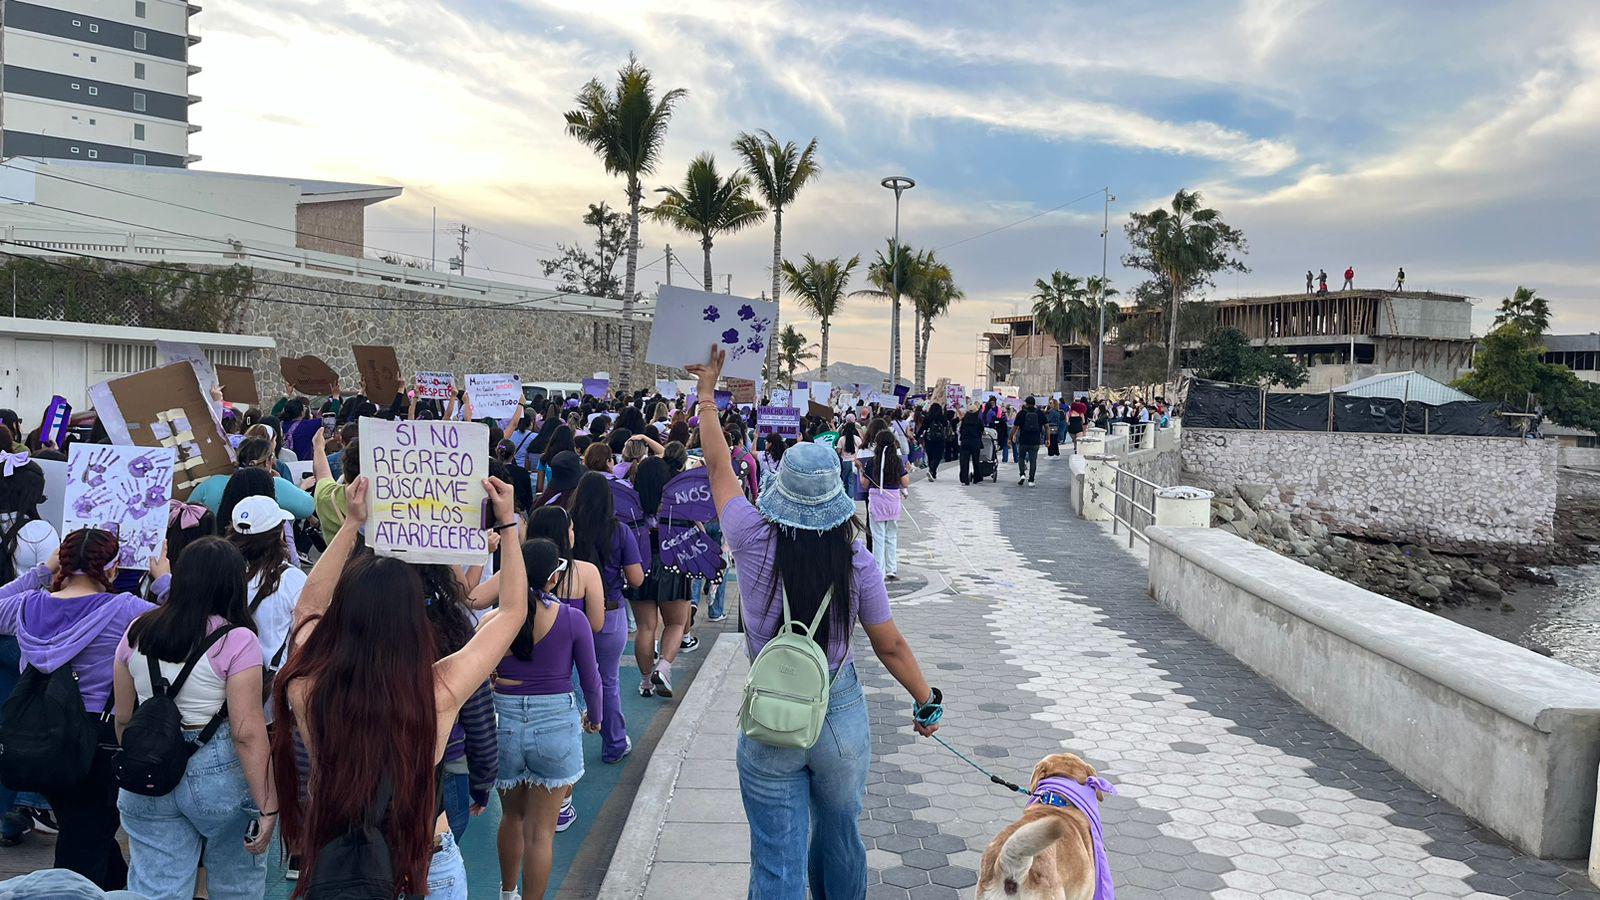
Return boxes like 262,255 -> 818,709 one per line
285,419 -> 321,463
598,521 -> 642,606
722,497 -> 892,670
492,598 -> 602,716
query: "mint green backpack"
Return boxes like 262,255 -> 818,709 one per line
740,587 -> 835,749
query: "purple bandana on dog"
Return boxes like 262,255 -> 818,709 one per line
1028,775 -> 1117,900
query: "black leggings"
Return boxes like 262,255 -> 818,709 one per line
959,445 -> 982,483
43,730 -> 126,890
925,441 -> 945,477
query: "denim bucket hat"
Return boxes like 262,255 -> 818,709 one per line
757,441 -> 856,532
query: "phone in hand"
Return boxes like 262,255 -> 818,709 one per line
245,817 -> 261,843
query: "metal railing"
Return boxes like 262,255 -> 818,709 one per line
1081,454 -> 1161,548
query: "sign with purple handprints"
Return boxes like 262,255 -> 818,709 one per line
63,444 -> 175,570
644,285 -> 777,382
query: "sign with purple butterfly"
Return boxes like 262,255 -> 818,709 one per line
756,407 -> 801,439
644,285 -> 777,382
63,444 -> 175,570
655,467 -> 725,583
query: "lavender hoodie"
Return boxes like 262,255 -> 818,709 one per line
0,565 -> 171,711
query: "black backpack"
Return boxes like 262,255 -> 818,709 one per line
0,662 -> 108,794
305,779 -> 410,900
115,627 -> 236,797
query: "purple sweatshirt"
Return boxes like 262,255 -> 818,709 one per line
0,565 -> 172,711
493,597 -> 602,717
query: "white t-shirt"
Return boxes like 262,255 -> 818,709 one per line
117,617 -> 263,727
250,564 -> 307,666
3,516 -> 60,574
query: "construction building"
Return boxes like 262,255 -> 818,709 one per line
977,315 -> 1129,397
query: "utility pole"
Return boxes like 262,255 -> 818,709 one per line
449,224 -> 470,274
430,207 -> 437,271
724,274 -> 732,295
664,245 -> 673,286
1095,187 -> 1116,391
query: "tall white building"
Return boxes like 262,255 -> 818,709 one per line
0,0 -> 199,167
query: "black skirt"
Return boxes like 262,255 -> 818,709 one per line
638,559 -> 692,603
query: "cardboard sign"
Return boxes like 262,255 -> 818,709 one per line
808,399 -> 833,420
727,378 -> 758,405
465,373 -> 523,420
415,371 -> 457,402
654,379 -> 679,400
87,362 -> 236,500
216,365 -> 260,404
280,355 -> 340,396
63,444 -> 175,570
353,345 -> 403,401
756,407 -> 801,439
155,341 -> 217,396
644,285 -> 777,382
360,418 -> 490,565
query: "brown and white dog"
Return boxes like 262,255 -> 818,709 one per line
976,753 -> 1106,900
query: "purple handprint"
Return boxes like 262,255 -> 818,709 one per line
143,484 -> 167,510
702,305 -> 721,322
119,484 -> 153,520
746,337 -> 765,354
730,345 -> 748,359
73,486 -> 111,520
738,304 -> 755,320
721,328 -> 741,345
82,447 -> 115,487
750,321 -> 766,335
127,451 -> 163,479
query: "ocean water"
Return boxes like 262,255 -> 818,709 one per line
1438,562 -> 1600,676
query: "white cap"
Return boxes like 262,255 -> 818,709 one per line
231,495 -> 294,535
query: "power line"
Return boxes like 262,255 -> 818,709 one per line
932,188 -> 1105,253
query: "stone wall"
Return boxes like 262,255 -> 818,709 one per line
1179,428 -> 1557,559
229,268 -> 667,398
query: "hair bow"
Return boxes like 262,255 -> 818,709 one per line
0,450 -> 30,478
168,499 -> 208,529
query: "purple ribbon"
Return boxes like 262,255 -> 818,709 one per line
0,450 -> 30,478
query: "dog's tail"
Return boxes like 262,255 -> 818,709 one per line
998,816 -> 1069,882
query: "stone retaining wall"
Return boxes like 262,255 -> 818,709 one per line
1180,428 -> 1557,559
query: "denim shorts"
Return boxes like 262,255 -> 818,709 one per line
493,692 -> 583,790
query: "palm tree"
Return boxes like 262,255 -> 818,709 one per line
1083,274 -> 1121,387
910,253 -> 961,389
852,239 -> 919,386
776,324 -> 816,387
733,130 -> 821,383
1125,189 -> 1246,381
648,153 -> 767,291
1492,285 -> 1551,336
1032,271 -> 1093,391
781,253 -> 859,380
564,55 -> 686,393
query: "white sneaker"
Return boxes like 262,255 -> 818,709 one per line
652,663 -> 674,698
501,891 -> 522,900
1017,476 -> 1027,485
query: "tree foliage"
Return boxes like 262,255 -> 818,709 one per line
782,253 -> 858,379
0,257 -> 252,333
1453,323 -> 1600,432
538,203 -> 631,300
1491,285 -> 1551,336
776,324 -> 815,386
647,153 -> 766,291
1192,328 -> 1309,388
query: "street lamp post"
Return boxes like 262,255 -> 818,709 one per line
881,175 -> 915,390
1096,187 -> 1116,391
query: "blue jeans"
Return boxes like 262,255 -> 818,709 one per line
494,693 -> 584,791
426,832 -> 468,900
117,723 -> 265,900
692,576 -> 728,621
442,770 -> 471,842
737,664 -> 869,900
1015,444 -> 1039,482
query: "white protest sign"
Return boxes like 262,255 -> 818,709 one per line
808,381 -> 832,407
415,371 -> 457,401
644,285 -> 777,382
155,341 -> 217,396
63,444 -> 175,570
465,373 -> 523,420
35,458 -> 67,532
361,418 -> 490,565
770,389 -> 791,407
655,379 -> 680,399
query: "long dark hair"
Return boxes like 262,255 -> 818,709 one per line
227,527 -> 292,610
870,432 -> 905,488
568,472 -> 614,571
632,456 -> 671,516
509,539 -> 565,661
270,555 -> 438,895
126,537 -> 254,662
527,506 -> 577,599
416,564 -> 475,658
545,424 -> 576,458
218,467 -> 277,532
770,520 -> 856,654
0,457 -> 46,584
615,406 -> 646,435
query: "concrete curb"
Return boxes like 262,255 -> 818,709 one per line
597,632 -> 743,899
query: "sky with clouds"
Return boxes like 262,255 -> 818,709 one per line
190,0 -> 1600,383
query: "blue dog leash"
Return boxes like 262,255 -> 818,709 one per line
912,693 -> 1034,800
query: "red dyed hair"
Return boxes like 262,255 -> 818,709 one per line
52,528 -> 119,592
270,555 -> 440,895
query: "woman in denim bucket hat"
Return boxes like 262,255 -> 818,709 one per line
688,347 -> 944,900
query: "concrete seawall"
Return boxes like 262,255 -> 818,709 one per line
1147,525 -> 1600,860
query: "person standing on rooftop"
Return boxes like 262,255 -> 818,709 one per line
1343,266 -> 1355,290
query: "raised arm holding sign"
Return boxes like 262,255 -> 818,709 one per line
359,417 -> 491,565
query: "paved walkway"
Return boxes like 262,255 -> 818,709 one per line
613,453 -> 1600,900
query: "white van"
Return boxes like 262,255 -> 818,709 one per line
523,382 -> 584,406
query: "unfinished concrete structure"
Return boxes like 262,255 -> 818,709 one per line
978,314 -> 1130,395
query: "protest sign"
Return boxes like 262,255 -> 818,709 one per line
655,467 -> 725,583
155,342 -> 218,396
893,385 -> 910,402
353,346 -> 403,401
813,430 -> 840,449
808,399 -> 832,420
35,458 -> 66,532
215,365 -> 260,404
727,378 -> 757,405
360,418 -> 490,565
63,444 -> 174,570
465,373 -> 523,420
808,381 -> 832,407
756,407 -> 801,440
40,395 -> 71,447
770,389 -> 791,407
87,362 -> 235,500
714,390 -> 732,411
415,371 -> 457,402
582,377 -> 610,399
644,285 -> 777,382
654,379 -> 679,399
280,355 -> 339,396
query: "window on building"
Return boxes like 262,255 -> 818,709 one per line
133,31 -> 147,50
134,62 -> 146,80
71,146 -> 81,154
87,149 -> 98,159
89,23 -> 99,33
132,152 -> 146,165
73,52 -> 80,58
90,56 -> 97,62
134,123 -> 145,140
71,18 -> 81,26
135,0 -> 147,16
88,86 -> 99,95
89,117 -> 96,124
133,92 -> 146,111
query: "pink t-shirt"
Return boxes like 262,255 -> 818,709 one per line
117,616 -> 262,727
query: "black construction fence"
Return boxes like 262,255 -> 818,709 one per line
1182,378 -> 1523,437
